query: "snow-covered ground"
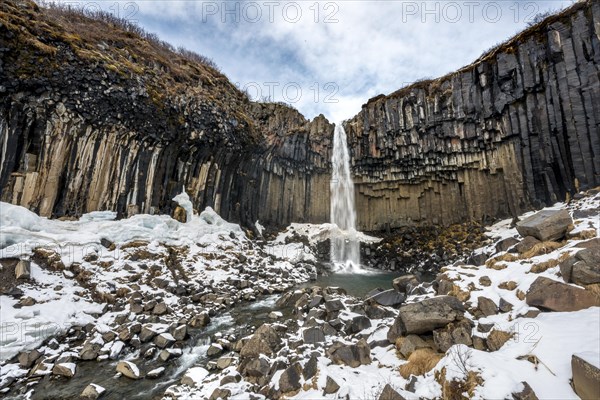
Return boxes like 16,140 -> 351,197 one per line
1,190 -> 599,399
159,190 -> 600,400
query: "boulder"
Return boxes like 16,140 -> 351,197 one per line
139,325 -> 158,342
207,343 -> 223,357
514,236 -> 541,254
188,312 -> 210,328
516,210 -> 572,242
116,361 -> 140,379
79,341 -> 102,360
52,362 -> 76,378
379,384 -> 407,400
392,275 -> 419,294
571,354 -> 600,400
324,299 -> 345,312
80,383 -> 106,400
152,302 -> 168,315
18,349 -> 42,368
367,289 -> 405,307
171,324 -> 187,341
15,260 -> 31,280
387,296 -> 465,342
147,367 -> 166,379
396,334 -> 430,358
526,277 -> 599,312
328,339 -> 371,368
324,376 -> 340,394
303,327 -> 325,345
279,363 -> 302,393
495,237 -> 519,253
153,333 -> 175,348
240,324 -> 281,358
511,381 -> 539,400
303,355 -> 318,380
433,320 -> 473,352
347,315 -> 372,334
209,388 -> 231,400
477,296 -> 497,317
560,248 -> 600,285
241,357 -> 270,379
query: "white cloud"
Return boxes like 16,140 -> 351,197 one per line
55,0 -> 575,121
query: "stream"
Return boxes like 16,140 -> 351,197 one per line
8,270 -> 409,400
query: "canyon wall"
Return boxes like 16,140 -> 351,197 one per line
0,0 -> 598,231
0,0 -> 333,228
345,0 -> 600,230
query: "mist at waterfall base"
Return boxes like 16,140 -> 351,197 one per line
329,124 -> 365,273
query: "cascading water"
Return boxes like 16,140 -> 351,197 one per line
330,124 -> 361,271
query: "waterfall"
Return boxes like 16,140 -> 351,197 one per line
330,124 -> 361,270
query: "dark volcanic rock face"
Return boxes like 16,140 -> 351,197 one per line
0,0 -> 334,227
0,0 -> 599,232
344,0 -> 600,230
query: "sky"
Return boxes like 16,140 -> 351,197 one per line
55,0 -> 574,122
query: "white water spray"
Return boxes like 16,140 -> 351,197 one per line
330,124 -> 361,271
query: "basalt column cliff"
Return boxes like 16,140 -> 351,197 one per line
0,0 -> 599,231
0,0 -> 334,228
345,1 -> 599,230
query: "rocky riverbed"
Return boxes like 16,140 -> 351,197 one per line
1,189 -> 600,399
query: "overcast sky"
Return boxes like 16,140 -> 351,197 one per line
64,0 -> 574,122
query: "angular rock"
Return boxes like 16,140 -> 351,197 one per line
328,339 -> 371,368
207,343 -> 224,357
516,210 -> 572,242
154,333 -> 176,349
15,260 -> 31,280
18,349 -> 42,368
433,320 -> 473,352
477,296 -> 497,317
302,355 -> 318,380
116,361 -> 140,379
324,299 -> 345,312
526,277 -> 599,312
396,334 -> 430,358
146,367 -> 165,379
303,327 -> 325,345
324,376 -> 340,394
279,363 -> 302,393
240,324 -> 281,358
80,383 -> 106,400
347,315 -> 372,334
392,275 -> 419,294
379,384 -> 407,400
511,381 -> 539,400
367,289 -> 405,307
514,236 -> 541,254
387,296 -> 465,341
52,362 -> 76,378
495,237 -> 519,253
209,388 -> 231,400
560,248 -> 600,285
571,354 -> 600,400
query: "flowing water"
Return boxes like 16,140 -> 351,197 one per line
330,124 -> 361,270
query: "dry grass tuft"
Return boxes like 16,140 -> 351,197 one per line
529,252 -> 571,273
436,367 -> 484,400
568,229 -> 597,241
498,281 -> 517,291
399,348 -> 443,379
521,241 -> 564,259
